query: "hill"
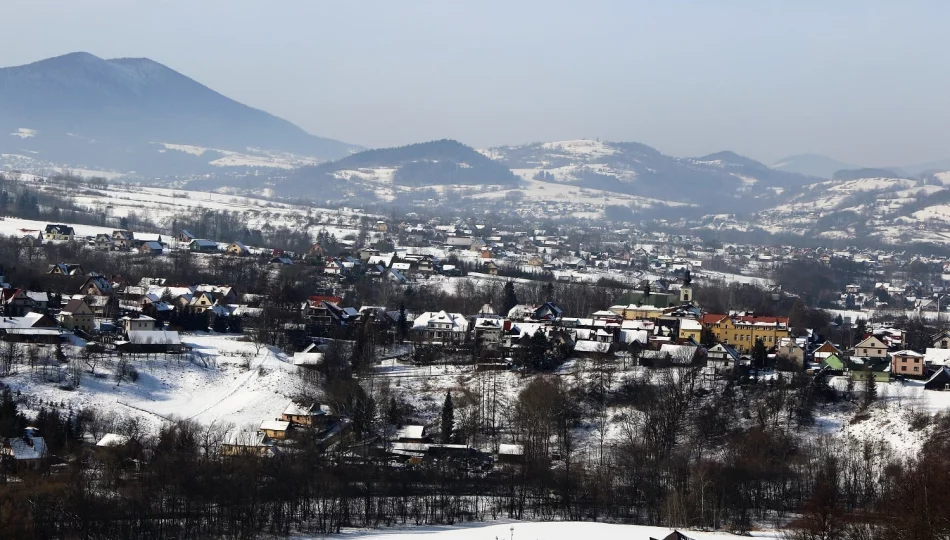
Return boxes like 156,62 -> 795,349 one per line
0,52 -> 359,175
278,139 -> 519,204
484,139 -> 816,208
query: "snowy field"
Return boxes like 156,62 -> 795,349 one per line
0,173 -> 382,245
303,520 -> 780,540
7,334 -> 305,433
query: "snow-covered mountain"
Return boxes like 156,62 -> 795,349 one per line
278,139 -> 521,204
483,139 -> 816,208
0,52 -> 359,176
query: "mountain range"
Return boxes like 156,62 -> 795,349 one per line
0,52 -> 359,175
3,52 -> 950,226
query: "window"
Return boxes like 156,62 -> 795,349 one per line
914,367 -> 919,372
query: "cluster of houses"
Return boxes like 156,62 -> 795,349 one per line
218,402 -> 342,457
0,262 -> 259,351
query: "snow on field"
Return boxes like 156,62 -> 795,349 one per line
695,269 -> 772,287
912,204 -> 950,223
0,216 -> 114,238
7,334 -> 304,433
1,175 -> 378,241
541,139 -> 617,158
815,377 -> 950,455
312,520 -> 780,540
161,143 -> 207,156
160,142 -> 320,169
473,177 -> 689,210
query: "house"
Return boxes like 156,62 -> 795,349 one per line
47,263 -> 84,276
58,298 -> 95,332
890,350 -> 926,378
138,241 -> 164,255
822,354 -> 846,373
119,330 -> 182,353
112,230 -> 134,250
281,403 -> 330,427
924,366 -> 950,391
269,256 -> 294,266
94,233 -> 115,250
472,317 -> 504,347
292,343 -> 325,366
412,311 -> 469,344
226,241 -> 251,256
776,340 -> 805,369
220,431 -> 277,457
1,428 -> 47,471
0,313 -> 61,344
395,425 -> 427,443
812,341 -> 842,361
706,343 -> 741,373
0,289 -> 33,316
678,319 -> 702,342
259,420 -> 291,440
81,275 -> 114,296
189,239 -> 219,253
177,230 -> 196,243
43,224 -> 75,241
854,336 -> 888,359
932,331 -> 950,350
497,443 -> 525,463
120,314 -> 157,334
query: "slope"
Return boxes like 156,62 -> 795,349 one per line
0,52 -> 359,174
279,139 -> 519,203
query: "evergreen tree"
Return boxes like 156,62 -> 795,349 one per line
855,318 -> 868,340
752,338 -> 768,369
788,298 -> 808,335
397,302 -> 408,343
440,392 -> 454,443
862,368 -> 877,409
501,281 -> 519,317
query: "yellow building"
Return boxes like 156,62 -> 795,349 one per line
678,319 -> 703,342
701,314 -> 790,353
608,304 -> 667,321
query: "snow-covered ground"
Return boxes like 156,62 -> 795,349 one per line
7,334 -> 304,433
305,520 -> 780,540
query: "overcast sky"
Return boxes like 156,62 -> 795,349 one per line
2,0 -> 948,166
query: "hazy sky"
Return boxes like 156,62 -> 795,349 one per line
2,0 -> 948,165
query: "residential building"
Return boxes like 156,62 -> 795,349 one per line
43,224 -> 75,242
700,314 -> 790,353
891,350 -> 925,378
854,336 -> 888,359
59,298 -> 95,332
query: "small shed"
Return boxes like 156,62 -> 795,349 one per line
925,366 -> 950,391
497,443 -> 524,463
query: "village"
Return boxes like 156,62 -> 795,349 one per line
2,212 -> 950,478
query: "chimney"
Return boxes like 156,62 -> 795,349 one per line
504,320 -> 512,332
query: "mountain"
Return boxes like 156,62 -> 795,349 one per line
771,154 -> 857,179
0,52 -> 359,175
278,139 -> 519,204
483,139 -> 816,208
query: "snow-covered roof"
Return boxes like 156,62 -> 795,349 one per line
498,443 -> 524,455
925,348 -> 950,365
127,330 -> 180,345
679,319 -> 702,331
396,425 -> 425,440
259,420 -> 290,432
575,340 -> 611,353
96,433 -> 131,447
6,435 -> 47,460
